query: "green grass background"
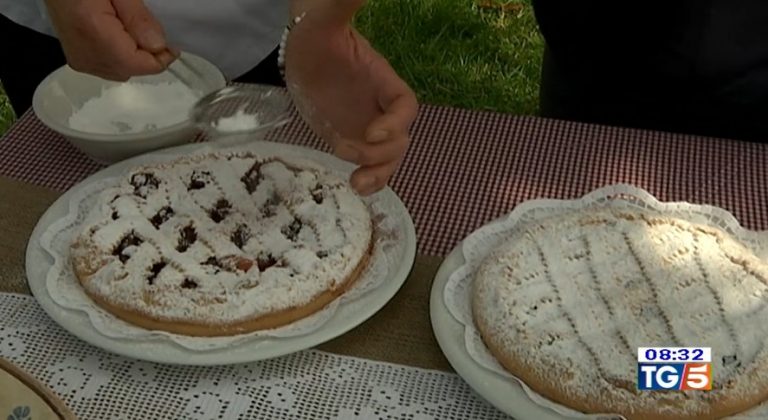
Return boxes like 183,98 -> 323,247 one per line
0,0 -> 543,136
0,83 -> 13,135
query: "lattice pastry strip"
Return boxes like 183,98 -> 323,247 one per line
72,153 -> 372,337
472,209 -> 768,420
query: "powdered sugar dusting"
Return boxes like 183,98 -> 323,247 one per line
212,108 -> 262,132
68,81 -> 200,134
72,152 -> 372,326
473,209 -> 768,418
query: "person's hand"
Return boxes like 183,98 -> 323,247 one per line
44,0 -> 176,80
285,0 -> 418,195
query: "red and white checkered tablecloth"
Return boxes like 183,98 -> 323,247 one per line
1,106 -> 766,256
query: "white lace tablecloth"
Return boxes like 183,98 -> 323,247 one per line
0,293 -> 510,419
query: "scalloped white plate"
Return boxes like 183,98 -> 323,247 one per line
430,222 -> 565,420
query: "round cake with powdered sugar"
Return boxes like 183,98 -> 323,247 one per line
71,152 -> 372,337
472,208 -> 768,419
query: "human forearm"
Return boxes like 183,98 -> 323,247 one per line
289,0 -> 365,21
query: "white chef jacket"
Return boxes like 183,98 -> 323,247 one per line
0,0 -> 287,80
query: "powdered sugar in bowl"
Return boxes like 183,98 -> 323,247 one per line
32,52 -> 226,164
190,84 -> 293,143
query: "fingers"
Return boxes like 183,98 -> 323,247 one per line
334,133 -> 408,167
333,131 -> 408,196
107,0 -> 174,77
333,143 -> 360,163
335,128 -> 410,196
358,137 -> 407,167
374,59 -> 419,135
153,48 -> 177,69
350,159 -> 402,196
366,95 -> 418,143
348,71 -> 417,195
335,62 -> 417,195
166,45 -> 181,58
92,19 -> 166,79
44,0 -> 175,80
112,0 -> 168,53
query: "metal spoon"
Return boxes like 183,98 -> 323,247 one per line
163,53 -> 293,138
166,54 -> 215,93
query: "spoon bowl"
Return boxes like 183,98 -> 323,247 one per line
190,84 -> 293,138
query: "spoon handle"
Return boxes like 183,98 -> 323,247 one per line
166,66 -> 197,90
176,54 -> 213,90
160,51 -> 214,92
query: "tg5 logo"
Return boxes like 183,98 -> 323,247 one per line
637,363 -> 712,390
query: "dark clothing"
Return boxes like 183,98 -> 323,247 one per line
0,13 -> 66,117
0,13 -> 284,117
532,1 -> 768,142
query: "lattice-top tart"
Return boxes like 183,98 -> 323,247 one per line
472,208 -> 768,420
71,152 -> 372,337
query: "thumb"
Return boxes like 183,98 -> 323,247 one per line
306,0 -> 366,29
112,0 -> 168,53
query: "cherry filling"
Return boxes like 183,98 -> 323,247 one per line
203,256 -> 254,273
241,162 -> 263,194
189,170 -> 212,190
209,199 -> 231,223
235,258 -> 254,272
723,355 -> 740,368
261,192 -> 280,218
311,184 -> 324,204
147,261 -> 166,285
203,256 -> 221,267
150,206 -> 175,229
130,172 -> 160,198
181,278 -> 199,289
202,256 -> 222,274
231,224 -> 251,249
177,224 -> 197,252
281,218 -> 302,241
113,231 -> 143,263
256,253 -> 278,272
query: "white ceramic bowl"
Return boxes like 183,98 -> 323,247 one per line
32,52 -> 226,163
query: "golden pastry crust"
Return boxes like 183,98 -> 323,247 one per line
74,244 -> 371,336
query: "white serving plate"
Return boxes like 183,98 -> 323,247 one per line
430,225 -> 566,420
26,141 -> 416,365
